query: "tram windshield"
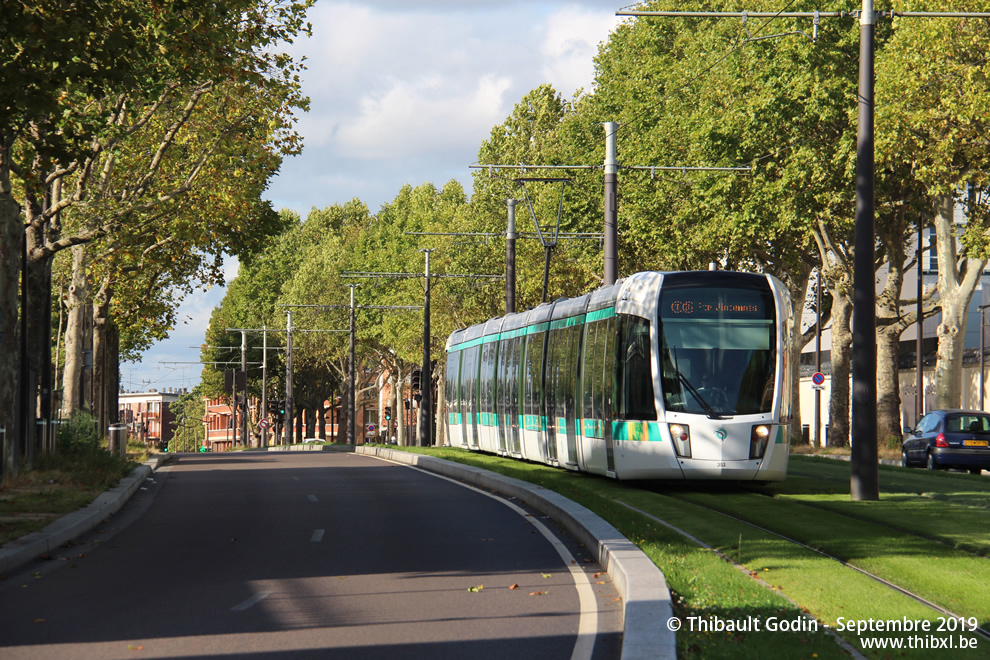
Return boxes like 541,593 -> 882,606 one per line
658,274 -> 776,417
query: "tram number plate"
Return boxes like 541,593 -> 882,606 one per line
964,440 -> 988,447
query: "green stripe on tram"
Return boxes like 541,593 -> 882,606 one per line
448,308 -> 617,352
586,307 -> 616,323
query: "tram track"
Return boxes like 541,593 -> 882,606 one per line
616,488 -> 990,643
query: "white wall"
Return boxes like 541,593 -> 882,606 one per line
798,364 -> 990,446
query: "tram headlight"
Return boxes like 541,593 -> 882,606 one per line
669,424 -> 692,458
750,424 -> 771,459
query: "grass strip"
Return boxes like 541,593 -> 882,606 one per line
666,490 -> 990,622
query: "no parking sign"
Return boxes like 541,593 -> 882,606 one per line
812,372 -> 826,391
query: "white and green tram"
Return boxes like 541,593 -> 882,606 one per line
443,270 -> 792,481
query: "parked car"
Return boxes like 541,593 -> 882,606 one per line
902,409 -> 990,474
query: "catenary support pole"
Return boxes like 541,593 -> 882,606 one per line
284,311 -> 293,445
420,249 -> 433,447
851,0 -> 879,501
506,199 -> 517,314
603,122 -> 619,286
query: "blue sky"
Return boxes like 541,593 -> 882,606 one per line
121,0 -> 628,393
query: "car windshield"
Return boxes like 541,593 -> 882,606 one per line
945,414 -> 990,433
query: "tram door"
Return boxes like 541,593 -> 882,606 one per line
581,315 -> 617,475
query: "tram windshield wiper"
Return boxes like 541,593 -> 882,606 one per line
669,347 -> 722,420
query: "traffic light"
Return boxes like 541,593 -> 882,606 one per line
384,406 -> 392,421
410,369 -> 422,391
278,400 -> 286,418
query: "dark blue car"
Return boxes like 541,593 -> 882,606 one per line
902,409 -> 990,474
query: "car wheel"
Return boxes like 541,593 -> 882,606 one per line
901,450 -> 911,468
927,452 -> 939,471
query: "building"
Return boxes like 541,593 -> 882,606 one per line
118,389 -> 182,448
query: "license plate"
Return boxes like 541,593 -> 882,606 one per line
964,440 -> 989,447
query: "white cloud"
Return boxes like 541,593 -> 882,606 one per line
540,6 -> 618,97
336,73 -> 512,160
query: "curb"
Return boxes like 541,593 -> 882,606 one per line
350,446 -> 676,660
0,454 -> 176,576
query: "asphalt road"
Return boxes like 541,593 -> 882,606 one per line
0,451 -> 622,659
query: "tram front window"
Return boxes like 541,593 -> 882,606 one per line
658,274 -> 776,417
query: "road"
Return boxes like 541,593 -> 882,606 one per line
0,451 -> 622,659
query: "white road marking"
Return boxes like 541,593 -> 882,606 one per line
231,590 -> 272,612
374,457 -> 599,660
311,529 -> 325,542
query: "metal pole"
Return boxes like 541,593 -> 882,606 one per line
348,284 -> 358,445
603,121 -> 619,286
981,305 -> 988,411
285,311 -> 294,445
506,199 -> 517,314
261,326 -> 268,447
420,249 -> 433,447
851,0 -> 879,501
917,221 -> 924,424
239,330 -> 248,447
815,268 -> 822,447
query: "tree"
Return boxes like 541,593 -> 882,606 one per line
1,0 -> 313,476
876,6 -> 990,410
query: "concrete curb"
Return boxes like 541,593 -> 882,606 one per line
0,455 -> 176,576
351,446 -> 676,660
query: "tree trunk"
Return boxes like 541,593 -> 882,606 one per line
933,192 -> 985,409
435,362 -> 446,447
92,276 -> 113,438
875,327 -> 903,447
0,178 -> 21,480
828,273 -> 854,448
317,402 -> 327,441
305,406 -> 316,439
62,245 -> 90,418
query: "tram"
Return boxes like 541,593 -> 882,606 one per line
443,270 -> 792,481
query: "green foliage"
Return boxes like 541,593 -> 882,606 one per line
170,386 -> 207,452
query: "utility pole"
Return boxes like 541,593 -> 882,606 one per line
419,250 -> 433,448
348,284 -> 359,445
506,199 -> 517,314
603,121 -> 618,285
850,0 -> 878,501
285,310 -> 293,445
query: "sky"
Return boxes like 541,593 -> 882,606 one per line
120,0 -> 630,393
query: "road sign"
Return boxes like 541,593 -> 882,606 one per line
812,372 -> 826,391
259,418 -> 270,429
367,424 -> 376,433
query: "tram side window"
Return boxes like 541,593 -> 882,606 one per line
617,315 -> 656,420
524,331 -> 545,418
445,352 -> 460,413
462,345 -> 480,443
582,318 -> 615,435
479,341 -> 497,419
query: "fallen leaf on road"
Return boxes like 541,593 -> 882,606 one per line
509,584 -> 519,590
128,645 -> 144,651
529,591 -> 547,596
33,618 -> 45,623
468,585 -> 484,593
541,573 -> 552,579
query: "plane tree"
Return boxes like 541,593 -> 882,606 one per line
876,6 -> 990,411
1,0 -> 313,472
